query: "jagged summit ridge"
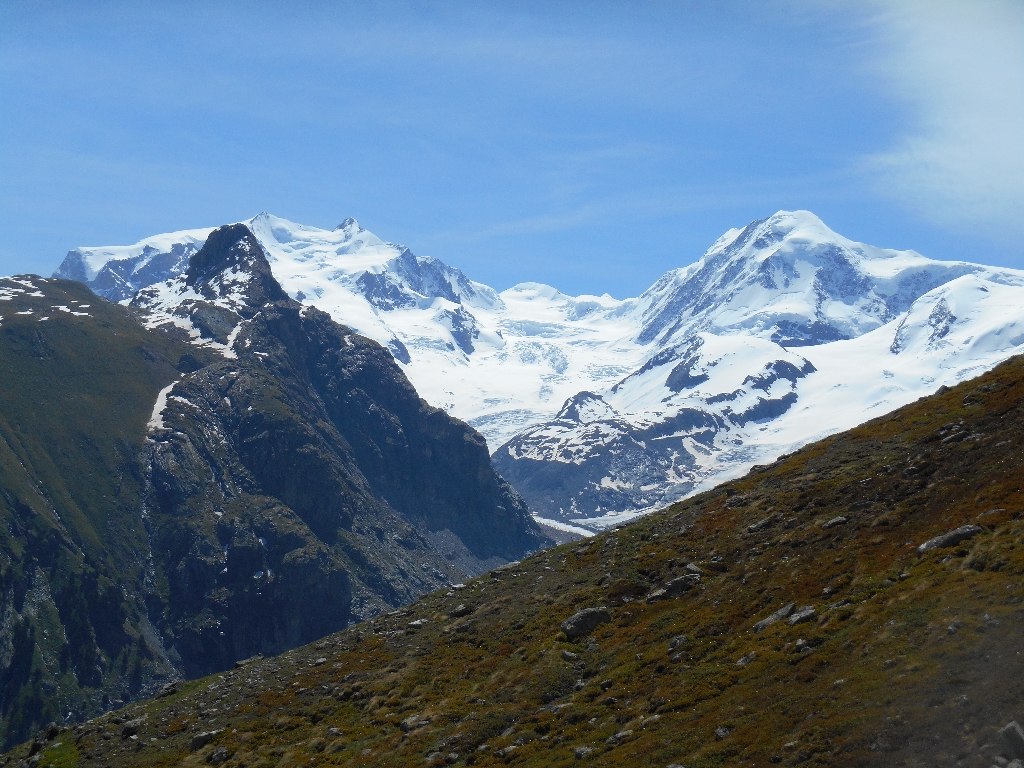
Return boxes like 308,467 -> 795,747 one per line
634,210 -> 982,348
184,223 -> 286,310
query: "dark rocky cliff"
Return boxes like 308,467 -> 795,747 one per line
0,226 -> 547,746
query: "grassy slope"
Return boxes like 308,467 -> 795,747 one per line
0,276 -> 205,746
17,354 -> 1024,768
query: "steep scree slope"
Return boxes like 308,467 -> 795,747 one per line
27,353 -> 1024,767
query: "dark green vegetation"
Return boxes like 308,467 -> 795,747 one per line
18,351 -> 1023,767
0,276 -> 195,747
0,227 -> 546,749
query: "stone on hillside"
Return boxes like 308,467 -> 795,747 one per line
574,746 -> 593,759
400,715 -> 430,732
157,681 -> 180,697
685,563 -> 704,574
646,588 -> 668,603
753,602 -> 796,632
208,746 -> 230,765
821,516 -> 848,529
715,725 -> 732,740
666,574 -> 701,595
736,651 -> 757,667
561,650 -> 579,662
747,517 -> 774,533
191,730 -> 222,751
606,730 -> 633,746
917,525 -> 983,554
649,574 -> 700,603
998,721 -> 1024,759
449,604 -> 473,618
561,607 -> 611,640
788,606 -> 816,626
668,635 -> 688,651
120,718 -> 145,738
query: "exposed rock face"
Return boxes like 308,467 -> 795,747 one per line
0,229 -> 547,744
492,355 -> 816,524
54,239 -> 203,301
139,225 -> 547,677
184,223 -> 286,310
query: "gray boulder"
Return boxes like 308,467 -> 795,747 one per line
605,729 -> 633,746
788,606 -> 816,626
999,721 -> 1024,759
648,573 -> 701,603
753,602 -> 796,633
917,525 -> 983,554
190,730 -> 222,751
668,635 -> 688,651
666,574 -> 701,594
561,607 -> 611,640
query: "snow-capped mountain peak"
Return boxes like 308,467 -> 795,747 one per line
54,211 -> 1024,532
633,209 -> 981,349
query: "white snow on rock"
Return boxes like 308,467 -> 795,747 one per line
58,210 -> 1024,529
147,382 -> 177,432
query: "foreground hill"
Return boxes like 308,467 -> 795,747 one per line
0,226 -> 545,747
21,352 -> 1024,766
56,212 -> 1024,532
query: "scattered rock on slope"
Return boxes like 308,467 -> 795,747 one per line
561,607 -> 611,640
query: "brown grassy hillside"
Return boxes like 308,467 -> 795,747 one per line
11,355 -> 1024,767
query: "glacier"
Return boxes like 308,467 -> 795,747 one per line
55,210 -> 1024,531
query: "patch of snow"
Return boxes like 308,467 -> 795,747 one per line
147,382 -> 178,431
531,516 -> 595,538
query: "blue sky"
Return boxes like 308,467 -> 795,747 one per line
1,1 -> 1022,297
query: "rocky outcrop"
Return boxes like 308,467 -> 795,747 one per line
139,225 -> 548,677
560,607 -> 611,640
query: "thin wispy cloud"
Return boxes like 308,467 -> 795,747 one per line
863,0 -> 1024,239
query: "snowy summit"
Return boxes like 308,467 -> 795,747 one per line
56,211 -> 1024,531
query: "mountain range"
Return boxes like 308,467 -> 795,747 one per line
0,227 -> 546,747
57,211 -> 1024,532
12,349 -> 1022,767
